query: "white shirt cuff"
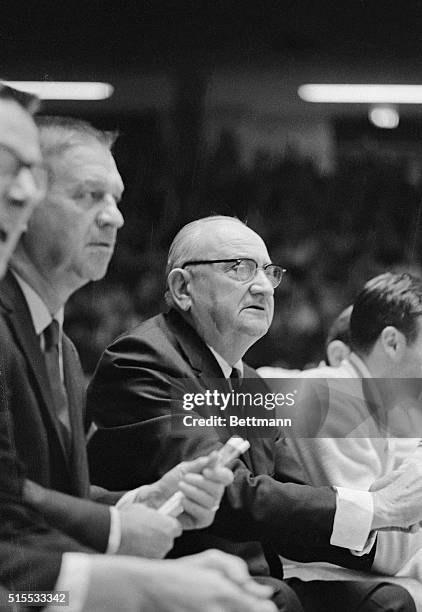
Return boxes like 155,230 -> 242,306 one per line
115,486 -> 143,509
331,487 -> 374,553
106,506 -> 121,554
46,553 -> 92,612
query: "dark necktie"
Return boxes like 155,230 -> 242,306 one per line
43,320 -> 71,436
230,367 -> 241,390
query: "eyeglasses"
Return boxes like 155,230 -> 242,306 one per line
0,143 -> 47,194
181,258 -> 286,288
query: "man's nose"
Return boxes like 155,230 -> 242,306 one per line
97,195 -> 124,229
249,268 -> 274,295
7,167 -> 40,205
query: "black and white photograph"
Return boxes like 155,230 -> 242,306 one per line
2,2 -> 422,610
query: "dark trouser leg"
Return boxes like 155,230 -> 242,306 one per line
286,578 -> 416,612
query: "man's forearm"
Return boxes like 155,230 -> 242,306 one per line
23,479 -> 111,551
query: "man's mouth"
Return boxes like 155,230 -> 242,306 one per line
242,305 -> 265,311
88,241 -> 114,248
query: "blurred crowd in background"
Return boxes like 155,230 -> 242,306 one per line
65,120 -> 422,375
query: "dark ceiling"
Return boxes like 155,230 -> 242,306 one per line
2,1 -> 422,70
2,1 -> 422,117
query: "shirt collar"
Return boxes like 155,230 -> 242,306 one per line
12,272 -> 64,336
345,352 -> 373,378
207,345 -> 244,379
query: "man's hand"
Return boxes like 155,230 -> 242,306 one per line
370,446 -> 422,530
173,549 -> 275,599
84,553 -> 277,612
132,452 -> 234,529
118,503 -> 182,558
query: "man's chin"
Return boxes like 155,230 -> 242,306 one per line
84,262 -> 111,283
239,322 -> 270,340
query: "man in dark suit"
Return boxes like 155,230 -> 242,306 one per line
88,215 -> 422,611
0,114 -> 276,612
0,82 -> 82,610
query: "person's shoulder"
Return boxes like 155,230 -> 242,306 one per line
257,365 -> 302,378
109,312 -> 169,346
299,362 -> 350,379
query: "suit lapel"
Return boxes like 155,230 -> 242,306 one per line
0,272 -> 73,469
167,309 -> 230,388
166,309 -> 254,470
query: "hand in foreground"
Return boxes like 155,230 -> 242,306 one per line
370,446 -> 422,530
132,452 -> 234,529
118,503 -> 182,558
84,552 -> 277,612
174,549 -> 276,599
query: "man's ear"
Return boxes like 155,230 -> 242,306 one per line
380,326 -> 406,361
167,268 -> 192,311
326,340 -> 351,367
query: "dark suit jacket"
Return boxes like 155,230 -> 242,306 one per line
0,271 -> 112,554
0,284 -> 95,593
87,308 -> 375,577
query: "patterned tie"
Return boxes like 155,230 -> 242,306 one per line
43,320 -> 71,437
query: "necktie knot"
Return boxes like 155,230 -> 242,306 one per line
44,319 -> 60,351
230,367 -> 241,390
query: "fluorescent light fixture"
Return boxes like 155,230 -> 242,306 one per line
369,105 -> 399,129
3,81 -> 113,100
298,84 -> 422,104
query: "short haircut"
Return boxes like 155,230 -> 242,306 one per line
325,305 -> 352,351
0,82 -> 39,114
350,272 -> 422,354
35,116 -> 116,170
166,215 -> 244,277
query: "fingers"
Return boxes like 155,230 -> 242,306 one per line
176,454 -> 233,486
165,515 -> 183,538
190,550 -> 271,592
202,465 -> 234,486
179,477 -> 224,511
178,453 -> 219,476
182,471 -> 227,496
180,499 -> 214,527
242,580 -> 275,598
227,590 -> 277,612
369,471 -> 399,491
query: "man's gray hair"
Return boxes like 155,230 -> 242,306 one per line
165,215 -> 245,308
166,215 -> 245,277
35,116 -> 116,171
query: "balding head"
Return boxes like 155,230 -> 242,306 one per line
166,216 -> 246,277
166,216 -> 277,364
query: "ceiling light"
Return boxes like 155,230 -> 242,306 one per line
298,84 -> 422,104
369,105 -> 399,129
3,81 -> 114,100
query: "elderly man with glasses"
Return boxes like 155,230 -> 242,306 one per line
87,215 -> 421,611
